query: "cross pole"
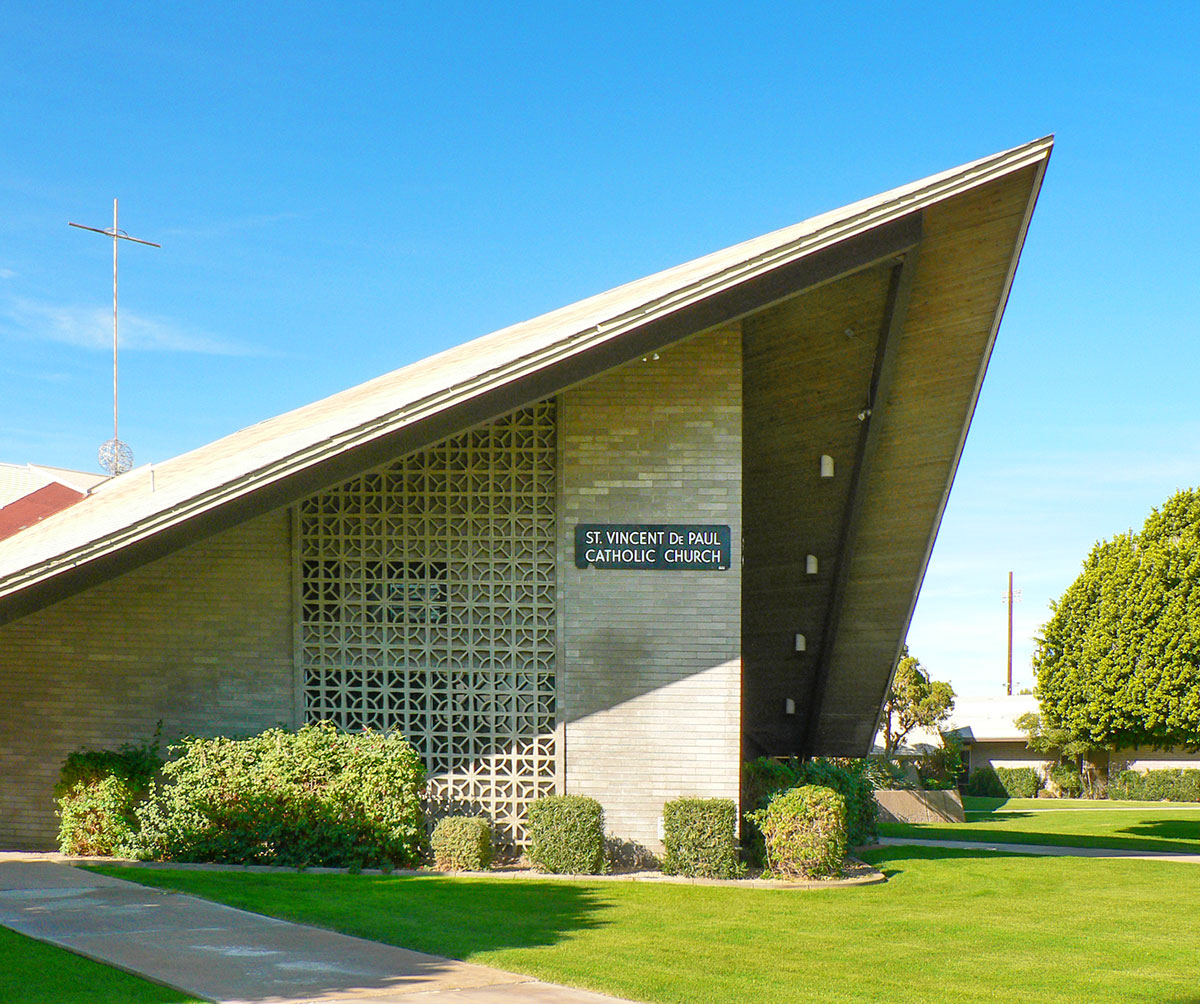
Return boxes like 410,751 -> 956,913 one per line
69,198 -> 161,474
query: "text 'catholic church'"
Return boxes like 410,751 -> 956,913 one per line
0,140 -> 1052,851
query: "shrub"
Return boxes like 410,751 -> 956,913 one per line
1110,768 -> 1200,802
55,732 -> 163,857
742,757 -> 801,810
526,795 -> 607,874
860,757 -> 917,790
131,722 -> 426,868
742,757 -> 877,847
995,767 -> 1042,799
747,784 -> 847,879
914,734 -> 966,790
55,731 -> 164,800
966,765 -> 1007,798
57,776 -> 140,856
661,798 -> 743,879
431,816 -> 493,871
1049,762 -> 1084,798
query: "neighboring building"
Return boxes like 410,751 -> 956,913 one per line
925,695 -> 1200,782
0,463 -> 108,543
0,139 -> 1053,851
943,694 -> 1053,779
871,695 -> 1051,776
0,462 -> 106,508
1109,748 -> 1200,774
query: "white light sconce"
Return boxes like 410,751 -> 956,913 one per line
794,633 -> 806,652
806,554 -> 818,574
820,455 -> 835,478
785,698 -> 796,716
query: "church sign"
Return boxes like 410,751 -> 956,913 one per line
574,524 -> 732,570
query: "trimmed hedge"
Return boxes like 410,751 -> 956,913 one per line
1110,768 -> 1200,802
55,733 -> 163,857
742,757 -> 877,847
431,816 -> 493,871
526,795 -> 607,874
748,784 -> 847,879
995,766 -> 1042,799
131,723 -> 426,868
661,798 -> 743,879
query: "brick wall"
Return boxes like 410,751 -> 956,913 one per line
0,510 -> 294,849
1,327 -> 743,853
559,325 -> 742,853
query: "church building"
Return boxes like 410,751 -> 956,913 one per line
0,139 -> 1052,851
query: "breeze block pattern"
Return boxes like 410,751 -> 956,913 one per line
298,401 -> 558,845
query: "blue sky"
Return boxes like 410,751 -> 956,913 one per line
2,3 -> 1198,696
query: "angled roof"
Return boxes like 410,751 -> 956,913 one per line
0,137 -> 1052,626
946,695 -> 1042,743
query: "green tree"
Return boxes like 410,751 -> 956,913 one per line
1033,487 -> 1200,750
882,647 -> 955,755
1013,711 -> 1092,762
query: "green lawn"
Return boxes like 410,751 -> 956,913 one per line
880,797 -> 1200,853
91,847 -> 1200,1004
0,926 -> 203,1004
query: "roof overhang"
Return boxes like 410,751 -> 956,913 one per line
0,138 -> 1052,626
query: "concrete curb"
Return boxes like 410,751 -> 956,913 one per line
3,851 -> 886,890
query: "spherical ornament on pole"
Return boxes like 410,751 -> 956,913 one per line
99,438 -> 134,476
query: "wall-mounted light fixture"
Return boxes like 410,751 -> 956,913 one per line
785,698 -> 796,715
806,554 -> 818,574
820,455 -> 834,478
794,633 -> 806,652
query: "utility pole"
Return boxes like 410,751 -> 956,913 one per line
1002,571 -> 1022,695
69,199 -> 161,475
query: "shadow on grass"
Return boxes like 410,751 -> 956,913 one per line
88,866 -> 612,960
1119,819 -> 1200,842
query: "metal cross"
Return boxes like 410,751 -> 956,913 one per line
69,199 -> 161,475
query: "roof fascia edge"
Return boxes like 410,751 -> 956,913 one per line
174,140 -> 1054,499
0,139 -> 1052,622
464,140 -> 1054,394
862,144 -> 1054,750
0,216 -> 925,624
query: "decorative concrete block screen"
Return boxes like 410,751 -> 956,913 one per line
297,401 -> 557,844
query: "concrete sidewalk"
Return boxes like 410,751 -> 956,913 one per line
0,858 -> 637,1004
878,837 -> 1200,863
